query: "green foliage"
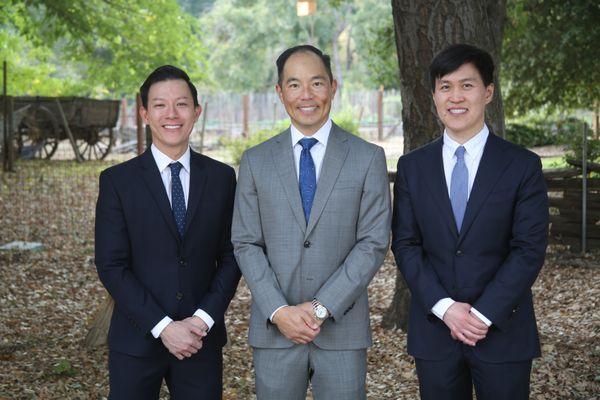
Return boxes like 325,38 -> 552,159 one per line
505,123 -> 555,147
53,359 -> 77,377
556,118 -> 600,163
222,124 -> 285,165
503,0 -> 600,113
332,109 -> 360,136
1,0 -> 207,96
349,0 -> 398,89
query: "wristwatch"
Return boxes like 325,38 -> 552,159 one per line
312,299 -> 329,322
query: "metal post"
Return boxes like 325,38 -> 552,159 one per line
136,93 -> 144,155
581,123 -> 588,254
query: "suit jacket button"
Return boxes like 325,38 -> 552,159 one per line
176,292 -> 183,300
304,240 -> 311,248
179,259 -> 187,267
455,250 -> 463,256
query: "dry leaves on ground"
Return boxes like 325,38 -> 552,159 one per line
0,162 -> 598,399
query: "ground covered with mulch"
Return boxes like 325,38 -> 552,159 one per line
1,161 -> 599,399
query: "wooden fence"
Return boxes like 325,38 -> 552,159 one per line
545,168 -> 600,251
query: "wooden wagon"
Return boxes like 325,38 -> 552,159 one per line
11,96 -> 120,160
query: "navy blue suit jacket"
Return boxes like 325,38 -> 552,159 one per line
95,148 -> 240,357
392,133 -> 548,363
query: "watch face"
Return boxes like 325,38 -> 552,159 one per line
315,305 -> 327,319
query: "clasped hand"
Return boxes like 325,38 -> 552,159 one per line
272,302 -> 323,345
443,302 -> 488,346
159,316 -> 208,360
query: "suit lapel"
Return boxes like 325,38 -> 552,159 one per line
184,150 -> 207,235
272,130 -> 306,233
457,133 -> 513,244
305,124 -> 349,238
419,138 -> 458,237
138,149 -> 181,242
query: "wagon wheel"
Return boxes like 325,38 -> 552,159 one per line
76,127 -> 114,160
16,105 -> 60,159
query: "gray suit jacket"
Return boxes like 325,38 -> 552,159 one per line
232,123 -> 391,350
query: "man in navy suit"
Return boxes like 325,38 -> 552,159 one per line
95,65 -> 240,399
392,44 -> 549,400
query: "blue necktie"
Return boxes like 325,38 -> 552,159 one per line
299,138 -> 318,223
450,146 -> 468,232
169,162 -> 186,237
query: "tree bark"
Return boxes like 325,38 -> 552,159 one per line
383,0 -> 507,331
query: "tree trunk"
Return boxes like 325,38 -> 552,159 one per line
383,0 -> 507,331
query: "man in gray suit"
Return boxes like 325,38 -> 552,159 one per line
232,45 -> 391,399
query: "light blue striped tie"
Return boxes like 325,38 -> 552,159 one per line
450,146 -> 468,232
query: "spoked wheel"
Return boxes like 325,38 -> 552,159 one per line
76,127 -> 114,160
16,106 -> 60,159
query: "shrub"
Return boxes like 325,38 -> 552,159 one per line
332,109 -> 360,137
222,128 -> 278,166
505,123 -> 554,147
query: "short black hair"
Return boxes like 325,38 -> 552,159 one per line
429,44 -> 494,91
140,65 -> 199,108
276,45 -> 333,86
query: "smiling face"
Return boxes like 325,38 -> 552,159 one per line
139,79 -> 201,159
276,51 -> 337,136
432,62 -> 494,143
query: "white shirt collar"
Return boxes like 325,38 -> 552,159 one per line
443,124 -> 489,157
290,119 -> 332,148
150,144 -> 191,173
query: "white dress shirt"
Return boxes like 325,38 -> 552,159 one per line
291,118 -> 332,181
149,144 -> 215,338
431,125 -> 493,327
269,119 -> 333,322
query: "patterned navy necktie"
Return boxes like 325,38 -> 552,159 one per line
169,162 -> 186,237
450,146 -> 468,232
299,138 -> 318,223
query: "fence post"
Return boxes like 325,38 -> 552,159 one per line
136,93 -> 144,155
242,94 -> 249,138
377,85 -> 384,141
581,123 -> 588,254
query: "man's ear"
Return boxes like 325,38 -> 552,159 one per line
484,83 -> 495,105
139,106 -> 148,124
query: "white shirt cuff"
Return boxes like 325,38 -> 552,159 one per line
470,307 -> 492,327
151,316 -> 173,338
193,308 -> 215,331
270,305 -> 289,322
431,298 -> 455,320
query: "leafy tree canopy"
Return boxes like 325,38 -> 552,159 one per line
502,0 -> 600,114
1,0 -> 207,96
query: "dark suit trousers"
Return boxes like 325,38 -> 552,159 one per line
415,345 -> 532,400
108,345 -> 222,400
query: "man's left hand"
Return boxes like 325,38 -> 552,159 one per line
183,316 -> 209,333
